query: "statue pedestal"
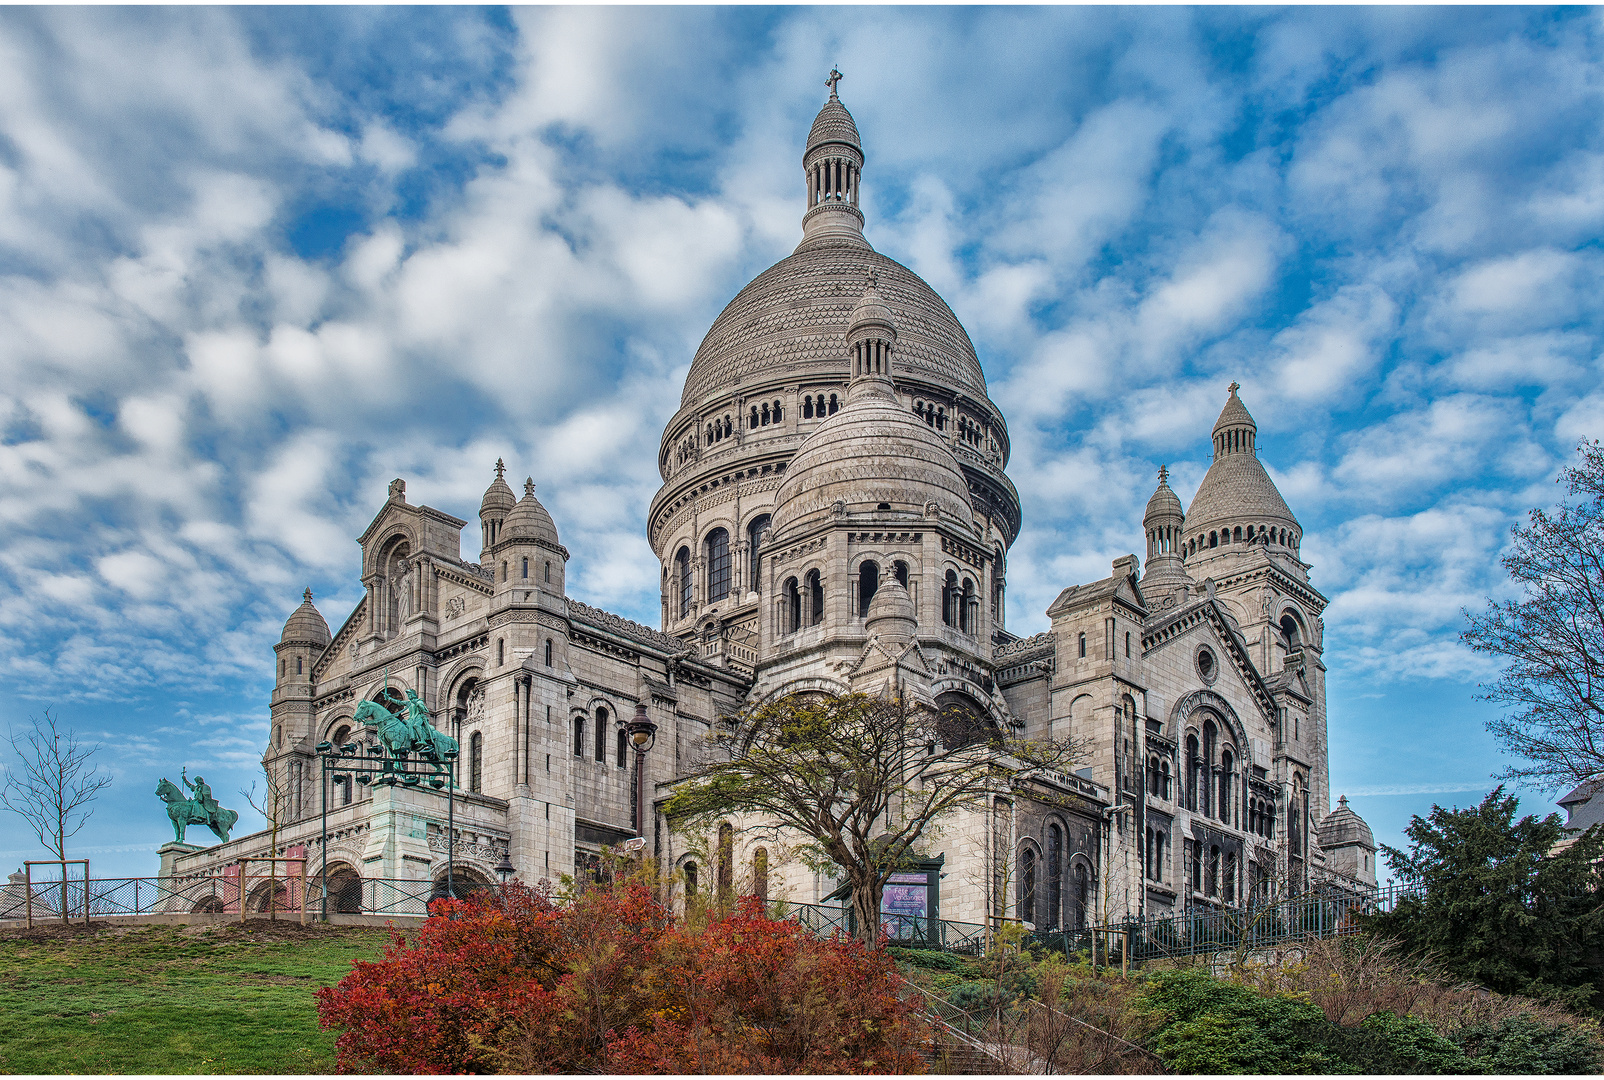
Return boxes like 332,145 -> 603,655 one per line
157,842 -> 205,914
360,782 -> 437,889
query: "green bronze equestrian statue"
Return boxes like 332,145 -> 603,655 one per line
155,767 -> 239,844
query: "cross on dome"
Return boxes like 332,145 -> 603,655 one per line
826,67 -> 843,97
1158,465 -> 1169,483
495,457 -> 506,479
303,587 -> 313,602
1228,381 -> 1241,395
524,477 -> 536,497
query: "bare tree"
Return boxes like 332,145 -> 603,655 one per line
1464,440 -> 1604,788
241,763 -> 292,920
0,708 -> 112,923
665,692 -> 1084,948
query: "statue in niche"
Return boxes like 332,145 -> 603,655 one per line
395,564 -> 413,623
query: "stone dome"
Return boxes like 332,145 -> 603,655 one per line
770,378 -> 973,540
1318,795 -> 1375,850
501,478 -> 560,547
865,579 -> 917,644
1144,467 -> 1184,525
480,459 -> 516,518
679,242 -> 987,408
807,93 -> 861,156
1184,387 -> 1300,538
281,588 -> 330,646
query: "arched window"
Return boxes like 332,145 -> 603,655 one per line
803,396 -> 814,419
1208,845 -> 1221,896
497,638 -> 505,666
1073,863 -> 1089,929
747,514 -> 771,593
1220,748 -> 1234,825
753,847 -> 769,902
894,560 -> 909,587
616,727 -> 627,768
573,715 -> 585,756
806,569 -> 824,626
676,547 -> 692,619
858,560 -> 879,616
960,577 -> 975,634
1185,734 -> 1200,811
545,638 -> 553,666
1125,631 -> 1131,658
1021,846 -> 1037,925
1161,759 -> 1172,800
296,656 -> 303,675
705,528 -> 731,604
772,399 -> 782,423
717,823 -> 734,904
1209,531 -> 1218,548
1202,721 -> 1218,818
750,406 -> 759,428
784,576 -> 801,633
521,556 -> 529,579
1147,756 -> 1160,796
544,560 -> 551,583
942,570 -> 959,627
469,732 -> 483,793
683,861 -> 698,898
1046,825 -> 1063,930
595,706 -> 608,763
501,561 -> 508,581
1078,632 -> 1086,658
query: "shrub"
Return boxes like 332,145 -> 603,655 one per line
317,883 -> 926,1074
1454,1014 -> 1604,1074
1142,968 -> 1335,1074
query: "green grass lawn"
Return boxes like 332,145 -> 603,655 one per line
0,920 -> 395,1074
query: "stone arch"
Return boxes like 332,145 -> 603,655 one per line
318,862 -> 363,914
1171,689 -> 1254,769
753,676 -> 852,706
362,522 -> 418,578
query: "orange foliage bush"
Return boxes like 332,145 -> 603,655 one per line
316,884 -> 927,1074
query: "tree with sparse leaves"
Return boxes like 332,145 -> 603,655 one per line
1,708 -> 112,923
664,692 -> 1085,948
1366,787 -> 1604,1013
1465,440 -> 1604,788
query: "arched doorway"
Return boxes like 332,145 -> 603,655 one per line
320,864 -> 363,914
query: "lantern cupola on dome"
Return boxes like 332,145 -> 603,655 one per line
479,458 -> 517,554
799,68 -> 867,251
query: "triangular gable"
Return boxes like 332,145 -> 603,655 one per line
1141,597 -> 1279,724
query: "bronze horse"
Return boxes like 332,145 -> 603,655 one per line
155,777 -> 238,844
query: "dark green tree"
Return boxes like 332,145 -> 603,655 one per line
1367,787 -> 1604,1011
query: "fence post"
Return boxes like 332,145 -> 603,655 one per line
24,863 -> 31,930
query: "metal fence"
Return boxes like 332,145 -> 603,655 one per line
0,873 -> 504,926
788,901 -> 994,954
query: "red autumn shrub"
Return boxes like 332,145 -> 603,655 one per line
600,897 -> 928,1074
317,885 -> 926,1074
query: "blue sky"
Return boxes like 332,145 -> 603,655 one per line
1,7 -> 1600,879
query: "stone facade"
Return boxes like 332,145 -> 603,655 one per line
165,80 -> 1374,928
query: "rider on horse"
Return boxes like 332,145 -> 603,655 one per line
399,688 -> 435,748
183,768 -> 220,819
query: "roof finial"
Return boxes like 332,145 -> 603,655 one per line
303,587 -> 314,603
1228,381 -> 1241,396
494,457 -> 506,480
524,477 -> 535,497
1157,465 -> 1169,483
826,67 -> 843,98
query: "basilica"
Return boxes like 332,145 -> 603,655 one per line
160,80 -> 1376,931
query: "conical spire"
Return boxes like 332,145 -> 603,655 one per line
846,272 -> 897,400
1212,382 -> 1257,460
1140,466 -> 1191,597
281,587 -> 330,646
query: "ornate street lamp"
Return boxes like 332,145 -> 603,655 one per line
625,702 -> 658,838
495,850 -> 516,884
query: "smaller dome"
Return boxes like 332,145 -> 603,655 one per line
281,588 -> 331,646
865,580 -> 917,645
807,80 -> 861,158
1143,466 -> 1184,525
848,277 -> 896,340
501,478 -> 560,546
1318,795 -> 1375,851
480,459 -> 516,518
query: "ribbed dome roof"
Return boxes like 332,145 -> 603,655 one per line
1319,795 -> 1375,850
771,379 -> 973,539
1214,386 -> 1256,435
849,278 -> 895,337
502,478 -> 560,546
807,94 -> 861,156
480,459 -> 516,517
1185,455 -> 1299,533
865,579 -> 917,644
281,588 -> 330,646
680,242 -> 987,407
1144,467 -> 1183,524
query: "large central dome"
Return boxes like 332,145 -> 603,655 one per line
679,238 -> 989,408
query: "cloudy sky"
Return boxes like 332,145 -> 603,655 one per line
1,7 -> 1600,878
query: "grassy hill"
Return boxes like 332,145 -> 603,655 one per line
0,920 -> 393,1074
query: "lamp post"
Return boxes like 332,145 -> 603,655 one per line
495,850 -> 516,884
625,702 -> 658,839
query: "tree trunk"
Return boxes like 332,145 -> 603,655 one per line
850,869 -> 883,949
